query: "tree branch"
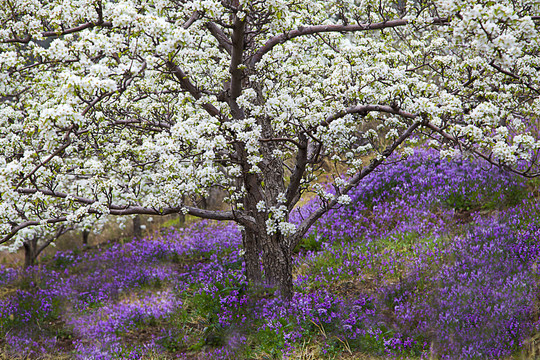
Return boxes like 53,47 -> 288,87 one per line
229,16 -> 246,106
6,188 -> 256,244
291,119 -> 422,249
423,122 -> 540,178
489,61 -> 540,96
489,61 -> 520,80
285,133 -> 308,209
17,187 -> 239,217
113,119 -> 171,130
323,104 -> 416,126
3,21 -> 112,44
258,137 -> 302,148
165,61 -> 222,118
15,127 -> 74,189
1,217 -> 68,245
183,11 -> 200,29
250,19 -> 418,67
35,225 -> 71,259
206,22 -> 232,55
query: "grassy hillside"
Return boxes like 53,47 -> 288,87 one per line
1,149 -> 539,359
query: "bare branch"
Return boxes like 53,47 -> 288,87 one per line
113,119 -> 171,129
285,133 -> 308,209
106,205 -> 238,220
35,225 -> 71,259
259,137 -> 303,148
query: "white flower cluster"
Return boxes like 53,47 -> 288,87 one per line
466,103 -> 500,127
514,134 -> 537,151
265,204 -> 296,236
439,148 -> 461,160
492,141 -> 517,165
256,200 -> 266,212
337,195 -> 351,205
278,221 -> 297,237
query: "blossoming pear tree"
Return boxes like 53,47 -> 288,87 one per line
1,0 -> 539,298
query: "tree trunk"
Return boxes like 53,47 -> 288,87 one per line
82,229 -> 89,246
23,237 -> 38,268
178,195 -> 186,226
133,215 -> 142,239
243,227 -> 293,300
178,213 -> 185,226
242,229 -> 262,283
260,233 -> 293,300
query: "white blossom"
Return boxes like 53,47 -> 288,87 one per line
278,221 -> 296,236
337,195 -> 351,205
256,201 -> 266,212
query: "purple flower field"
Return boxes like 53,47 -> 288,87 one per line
1,149 -> 539,359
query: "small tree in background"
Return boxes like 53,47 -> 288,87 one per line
0,0 -> 539,298
21,226 -> 72,268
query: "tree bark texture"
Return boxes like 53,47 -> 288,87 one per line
242,228 -> 262,283
235,110 -> 295,298
23,237 -> 37,268
133,215 -> 142,239
242,228 -> 293,299
260,233 -> 293,300
82,229 -> 89,246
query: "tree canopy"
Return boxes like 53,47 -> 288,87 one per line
1,0 -> 539,296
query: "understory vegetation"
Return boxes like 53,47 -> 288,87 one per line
1,149 -> 540,359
